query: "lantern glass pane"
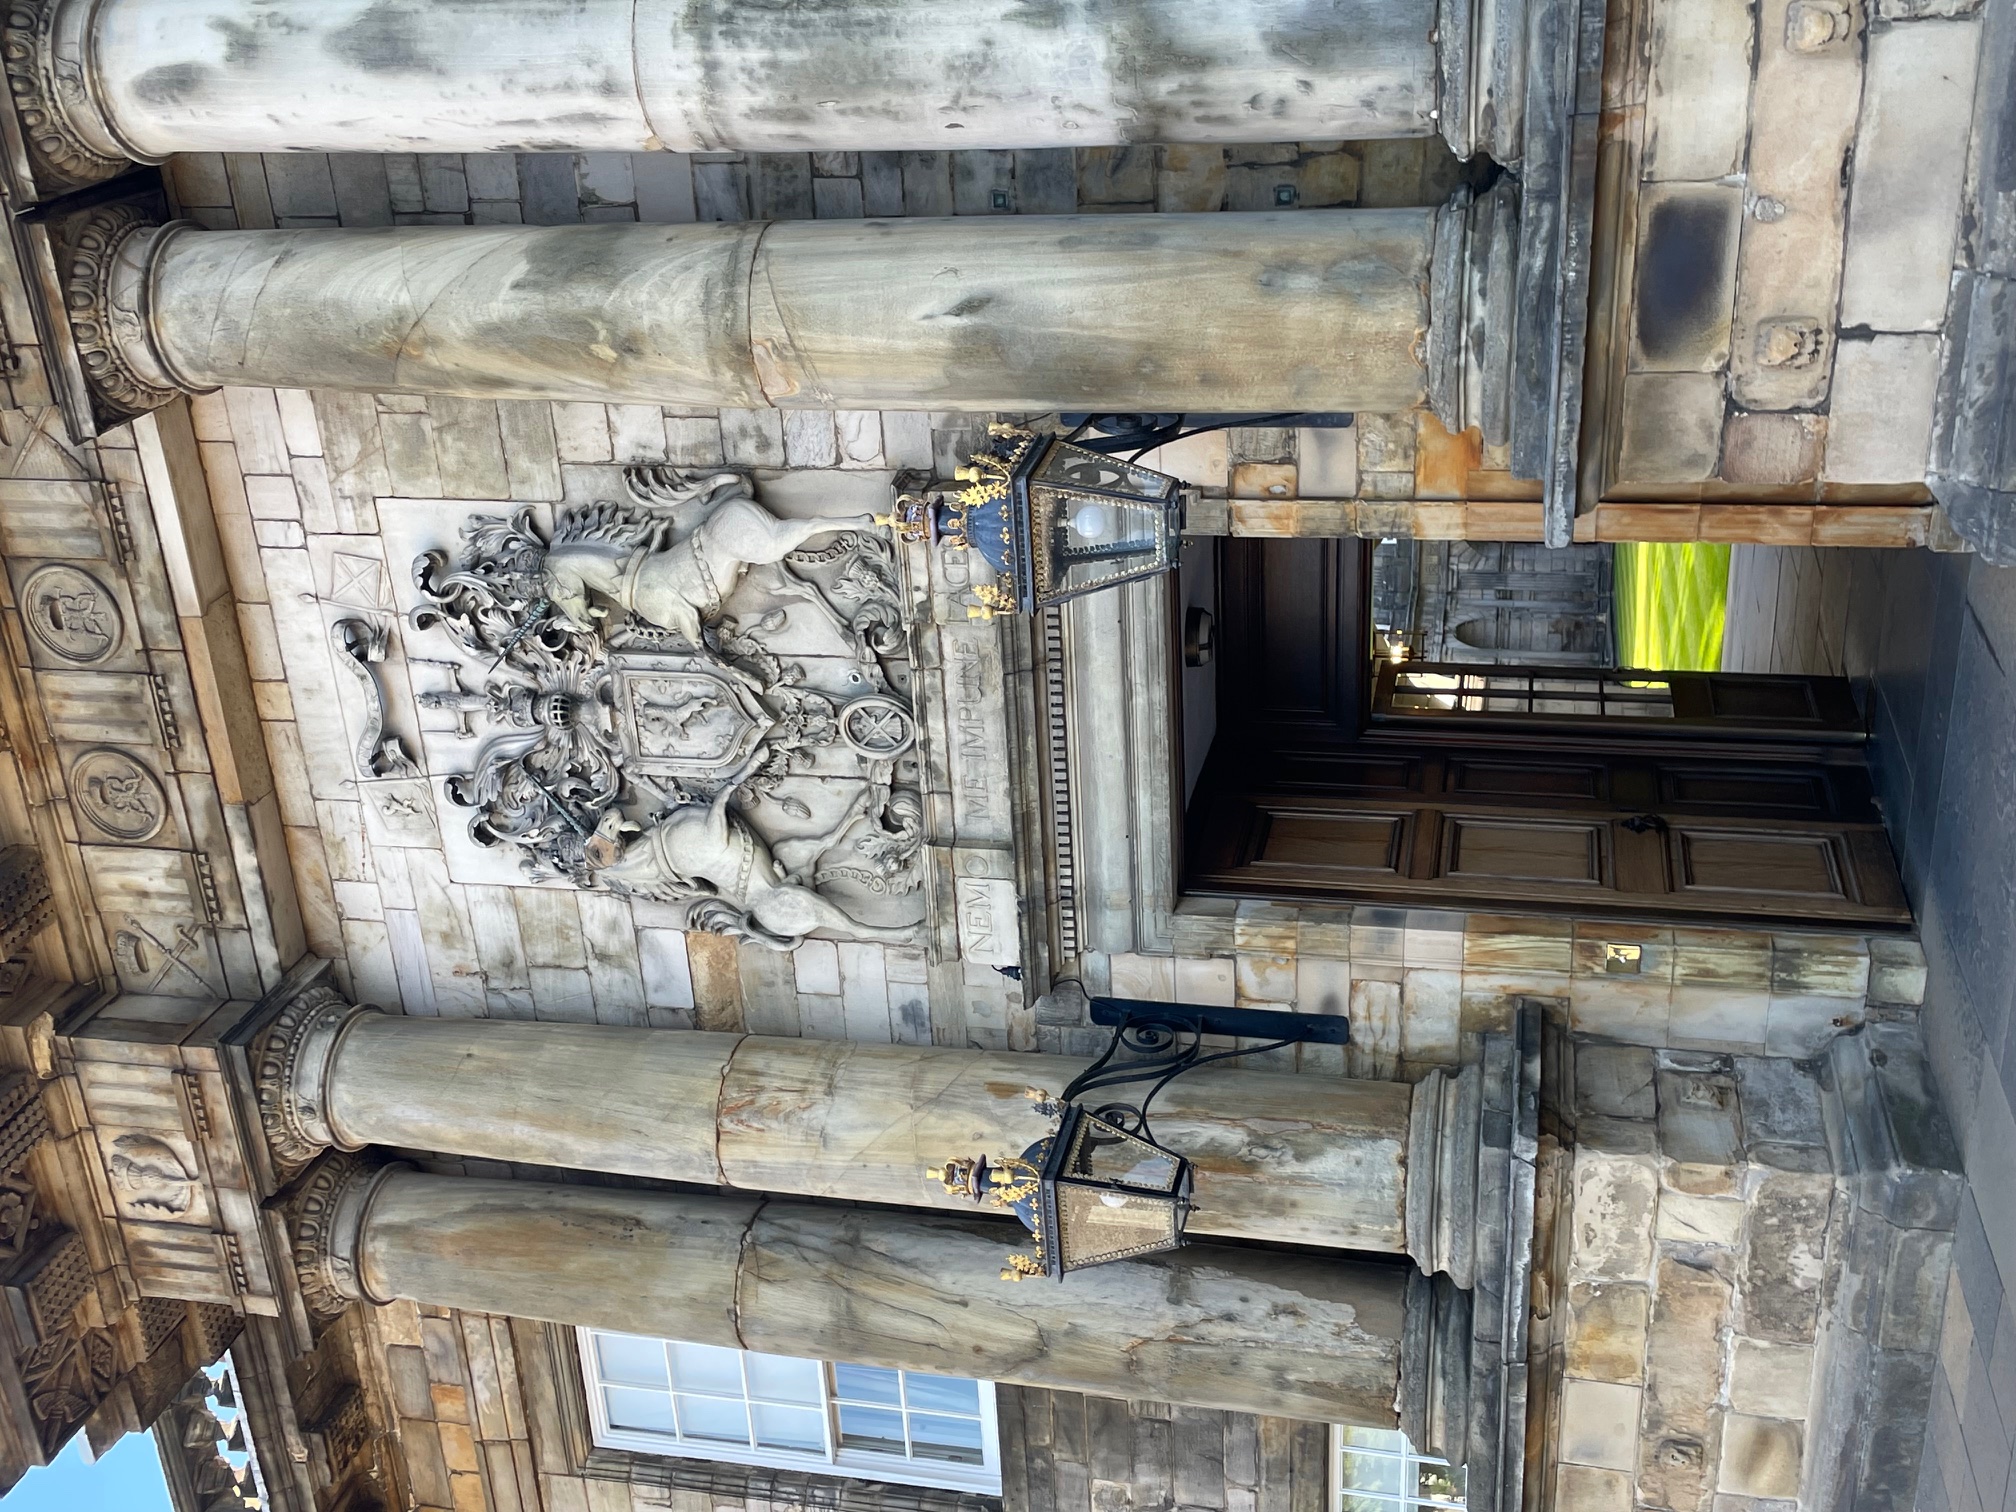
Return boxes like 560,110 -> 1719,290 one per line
1055,1182 -> 1182,1269
1031,486 -> 1176,600
1034,443 -> 1173,501
1066,1114 -> 1184,1192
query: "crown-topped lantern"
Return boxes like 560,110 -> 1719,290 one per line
889,424 -> 1192,619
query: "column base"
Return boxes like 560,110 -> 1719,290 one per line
1400,1005 -> 1541,1511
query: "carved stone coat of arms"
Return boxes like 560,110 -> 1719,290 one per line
407,467 -> 925,949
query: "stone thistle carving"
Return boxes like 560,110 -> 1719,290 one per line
0,0 -> 130,195
412,467 -> 926,948
253,982 -> 372,1180
106,1132 -> 197,1217
329,619 -> 422,779
18,1324 -> 116,1452
69,748 -> 167,841
19,563 -> 119,663
288,1153 -> 394,1324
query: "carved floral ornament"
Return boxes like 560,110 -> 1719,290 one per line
0,0 -> 134,196
410,467 -> 927,950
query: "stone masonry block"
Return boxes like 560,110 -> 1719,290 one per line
1576,1045 -> 1658,1121
1571,1153 -> 1660,1281
1729,1340 -> 1815,1420
1567,1282 -> 1653,1385
1717,1415 -> 1802,1498
1560,1379 -> 1643,1471
1743,1172 -> 1835,1343
1839,17 -> 1983,331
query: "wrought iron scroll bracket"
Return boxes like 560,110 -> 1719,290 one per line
1066,997 -> 1352,1139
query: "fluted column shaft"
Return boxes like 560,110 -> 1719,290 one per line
91,211 -> 1445,418
300,1162 -> 1444,1434
261,996 -> 1474,1262
13,0 -> 1448,188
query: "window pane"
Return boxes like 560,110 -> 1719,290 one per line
904,1374 -> 981,1415
910,1413 -> 985,1463
596,1334 -> 668,1389
669,1342 -> 744,1396
752,1403 -> 826,1452
675,1394 -> 750,1444
1336,1427 -> 1407,1452
1339,1496 -> 1402,1512
746,1353 -> 822,1404
1416,1460 -> 1467,1501
1338,1452 -> 1405,1495
834,1364 -> 903,1405
838,1404 -> 908,1454
605,1387 -> 675,1434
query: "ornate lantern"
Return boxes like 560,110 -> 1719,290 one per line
892,424 -> 1190,617
929,999 -> 1350,1281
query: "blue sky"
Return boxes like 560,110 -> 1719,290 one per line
5,1430 -> 172,1511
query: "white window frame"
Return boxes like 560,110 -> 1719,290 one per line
578,1330 -> 1002,1495
1329,1426 -> 1464,1512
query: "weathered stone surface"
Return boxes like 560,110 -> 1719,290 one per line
78,0 -> 1445,160
1729,1340 -> 1814,1420
1639,1257 -> 1733,1509
1576,1045 -> 1659,1122
136,213 -> 1442,414
1567,1282 -> 1652,1384
1742,1172 -> 1834,1343
350,1170 -> 1421,1427
1838,16 -> 1983,331
1728,0 -> 1863,412
1716,1415 -> 1802,1498
1642,0 -> 1757,182
1631,184 -> 1744,373
1824,335 -> 1942,483
1618,373 -> 1726,483
1559,1379 -> 1643,1471
1571,1153 -> 1660,1281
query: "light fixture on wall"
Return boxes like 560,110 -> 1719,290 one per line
887,424 -> 1191,617
928,998 -> 1350,1280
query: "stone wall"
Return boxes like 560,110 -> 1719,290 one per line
1535,1020 -> 1960,1512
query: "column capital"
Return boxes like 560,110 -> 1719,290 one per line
286,1151 -> 399,1324
251,980 -> 379,1181
1,0 -> 137,197
58,203 -> 189,427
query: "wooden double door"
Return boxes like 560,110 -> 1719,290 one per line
1184,540 -> 1909,929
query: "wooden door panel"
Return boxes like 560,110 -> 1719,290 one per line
1444,758 -> 1608,801
1656,766 -> 1839,817
1255,810 -> 1411,875
1268,751 -> 1426,795
1671,828 -> 1849,901
1440,817 -> 1609,886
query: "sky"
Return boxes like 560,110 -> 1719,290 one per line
4,1430 -> 173,1511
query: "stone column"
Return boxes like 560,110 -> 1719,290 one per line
72,204 -> 1479,425
253,981 -> 1483,1275
4,0 -> 1513,196
290,1154 -> 1473,1445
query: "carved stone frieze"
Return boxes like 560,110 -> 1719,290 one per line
409,467 -> 926,949
17,1322 -> 114,1453
0,849 -> 49,964
68,748 -> 167,842
0,0 -> 129,198
287,1153 -> 392,1324
252,982 -> 374,1181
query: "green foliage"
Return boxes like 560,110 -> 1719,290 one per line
1614,542 -> 1730,671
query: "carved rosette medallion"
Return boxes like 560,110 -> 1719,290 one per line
69,747 -> 167,842
288,1153 -> 396,1323
254,985 -> 377,1180
20,563 -> 119,663
60,204 -> 184,424
0,0 -> 129,195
